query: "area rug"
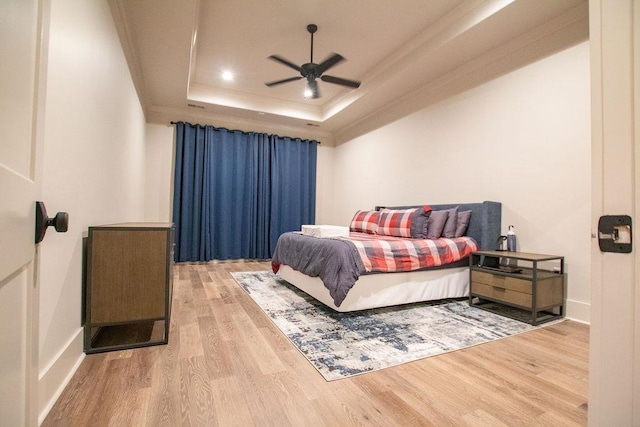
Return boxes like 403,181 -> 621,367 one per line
231,271 -> 548,381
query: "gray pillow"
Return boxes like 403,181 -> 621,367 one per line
442,206 -> 459,238
410,206 -> 431,239
454,210 -> 472,237
425,210 -> 449,239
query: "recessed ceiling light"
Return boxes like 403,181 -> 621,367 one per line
222,71 -> 234,81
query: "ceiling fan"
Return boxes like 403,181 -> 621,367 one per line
265,24 -> 361,99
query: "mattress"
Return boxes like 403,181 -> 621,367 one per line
278,264 -> 469,312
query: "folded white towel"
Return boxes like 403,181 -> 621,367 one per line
301,225 -> 349,238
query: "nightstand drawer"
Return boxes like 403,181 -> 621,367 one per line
471,282 -> 532,307
471,270 -> 531,294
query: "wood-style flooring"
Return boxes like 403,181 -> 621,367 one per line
43,261 -> 589,426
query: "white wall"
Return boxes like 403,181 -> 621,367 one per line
314,144 -> 335,224
38,0 -> 147,421
144,123 -> 174,222
331,42 -> 591,322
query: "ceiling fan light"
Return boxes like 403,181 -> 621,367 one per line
304,83 -> 313,98
305,79 -> 320,99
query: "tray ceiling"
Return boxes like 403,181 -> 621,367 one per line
109,0 -> 588,144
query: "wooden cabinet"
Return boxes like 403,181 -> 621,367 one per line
84,223 -> 174,353
469,250 -> 565,325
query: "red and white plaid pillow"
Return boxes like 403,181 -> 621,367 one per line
350,210 -> 380,234
376,208 -> 417,237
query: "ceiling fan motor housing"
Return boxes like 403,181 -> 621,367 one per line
301,63 -> 319,79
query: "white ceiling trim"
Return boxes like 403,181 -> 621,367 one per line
147,105 -> 334,144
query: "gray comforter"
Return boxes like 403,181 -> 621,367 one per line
271,232 -> 365,307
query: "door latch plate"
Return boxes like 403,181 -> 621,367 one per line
598,215 -> 632,253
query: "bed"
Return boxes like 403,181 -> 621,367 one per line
272,201 -> 501,312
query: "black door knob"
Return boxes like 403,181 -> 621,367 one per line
35,201 -> 69,244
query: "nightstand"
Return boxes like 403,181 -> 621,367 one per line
469,250 -> 565,325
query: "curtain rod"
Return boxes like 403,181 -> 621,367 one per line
169,121 -> 321,144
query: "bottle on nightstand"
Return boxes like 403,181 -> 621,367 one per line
506,225 -> 517,267
507,225 -> 517,251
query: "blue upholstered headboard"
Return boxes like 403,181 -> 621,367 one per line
376,201 -> 502,251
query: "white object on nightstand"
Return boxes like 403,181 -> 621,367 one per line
301,225 -> 349,238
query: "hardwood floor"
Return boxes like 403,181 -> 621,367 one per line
43,261 -> 589,426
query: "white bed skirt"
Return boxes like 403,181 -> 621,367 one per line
277,265 -> 470,312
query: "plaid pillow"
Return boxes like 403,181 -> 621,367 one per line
376,208 -> 417,237
350,210 -> 380,234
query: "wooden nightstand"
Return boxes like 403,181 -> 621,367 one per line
469,250 -> 565,325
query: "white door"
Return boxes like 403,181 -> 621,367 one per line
0,0 -> 48,425
589,0 -> 639,424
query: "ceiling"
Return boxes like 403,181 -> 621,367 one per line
108,0 -> 588,145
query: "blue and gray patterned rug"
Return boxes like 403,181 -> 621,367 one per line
231,271 -> 545,381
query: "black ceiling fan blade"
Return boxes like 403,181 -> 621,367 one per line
321,75 -> 361,88
316,53 -> 345,75
268,55 -> 302,72
265,76 -> 304,87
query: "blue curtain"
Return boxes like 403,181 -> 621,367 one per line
172,122 -> 317,262
269,135 -> 317,255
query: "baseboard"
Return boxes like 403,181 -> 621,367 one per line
565,298 -> 590,324
38,328 -> 84,425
